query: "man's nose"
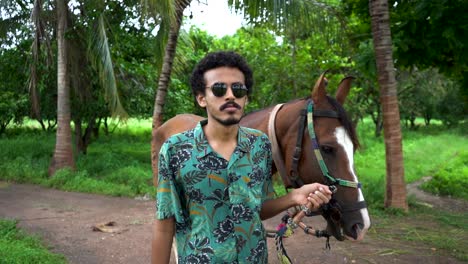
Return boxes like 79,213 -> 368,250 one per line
224,86 -> 235,99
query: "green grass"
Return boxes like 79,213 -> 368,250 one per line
369,204 -> 468,261
0,219 -> 67,264
0,118 -> 155,198
354,119 -> 468,208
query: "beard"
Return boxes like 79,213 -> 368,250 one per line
213,115 -> 241,126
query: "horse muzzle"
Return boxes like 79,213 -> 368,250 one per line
323,199 -> 370,241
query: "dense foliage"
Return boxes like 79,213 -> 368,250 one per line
1,0 -> 466,135
342,0 -> 468,124
0,42 -> 29,133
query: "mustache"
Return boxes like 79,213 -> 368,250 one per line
220,101 -> 241,111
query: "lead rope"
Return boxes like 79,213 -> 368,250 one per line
275,214 -> 294,264
272,209 -> 332,264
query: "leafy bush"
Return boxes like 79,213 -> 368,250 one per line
422,151 -> 468,199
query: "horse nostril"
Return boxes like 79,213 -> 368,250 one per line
355,223 -> 364,231
349,223 -> 364,240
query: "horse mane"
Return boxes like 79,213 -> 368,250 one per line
326,96 -> 360,150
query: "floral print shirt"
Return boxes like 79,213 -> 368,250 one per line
156,120 -> 275,263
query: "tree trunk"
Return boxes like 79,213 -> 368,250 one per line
74,116 -> 96,155
369,0 -> 407,210
30,0 -> 45,132
151,0 -> 191,179
49,0 -> 75,176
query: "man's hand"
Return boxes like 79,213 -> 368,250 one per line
293,183 -> 332,211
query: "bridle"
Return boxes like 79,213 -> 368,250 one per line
268,99 -> 367,230
267,98 -> 369,263
267,99 -> 367,264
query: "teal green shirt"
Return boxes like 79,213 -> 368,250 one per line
156,120 -> 275,263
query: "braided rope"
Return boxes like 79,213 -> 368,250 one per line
270,210 -> 331,264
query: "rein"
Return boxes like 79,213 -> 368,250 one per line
267,99 -> 366,263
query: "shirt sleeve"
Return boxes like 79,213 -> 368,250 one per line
155,141 -> 185,224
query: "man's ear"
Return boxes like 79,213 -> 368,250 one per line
196,93 -> 206,108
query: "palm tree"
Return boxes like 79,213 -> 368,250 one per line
49,0 -> 75,175
47,0 -> 127,174
369,0 -> 407,210
150,0 -> 191,175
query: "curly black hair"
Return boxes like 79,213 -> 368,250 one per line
190,51 -> 253,97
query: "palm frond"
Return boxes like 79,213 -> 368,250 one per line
140,0 -> 178,72
0,0 -> 30,44
89,13 -> 128,119
141,0 -> 176,25
171,27 -> 193,76
153,18 -> 170,72
228,0 -> 339,35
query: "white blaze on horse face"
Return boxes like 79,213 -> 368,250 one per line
334,127 -> 371,237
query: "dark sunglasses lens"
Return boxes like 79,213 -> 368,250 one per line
232,83 -> 247,98
211,83 -> 227,97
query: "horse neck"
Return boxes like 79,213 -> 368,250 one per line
241,99 -> 306,132
240,107 -> 275,134
240,100 -> 307,177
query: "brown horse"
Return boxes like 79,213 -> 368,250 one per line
151,73 -> 370,242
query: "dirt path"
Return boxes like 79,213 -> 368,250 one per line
0,181 -> 465,264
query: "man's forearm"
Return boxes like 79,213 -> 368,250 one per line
152,220 -> 175,264
260,192 -> 297,220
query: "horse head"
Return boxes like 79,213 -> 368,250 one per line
269,73 -> 370,241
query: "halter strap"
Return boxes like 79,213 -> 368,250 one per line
313,109 -> 339,118
307,100 -> 362,189
268,104 -> 291,187
289,109 -> 307,188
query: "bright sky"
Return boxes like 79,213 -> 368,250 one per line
183,0 -> 245,37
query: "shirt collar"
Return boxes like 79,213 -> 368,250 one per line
194,120 -> 252,159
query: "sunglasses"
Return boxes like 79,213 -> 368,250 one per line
207,82 -> 248,98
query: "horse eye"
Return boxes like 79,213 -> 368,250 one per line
320,145 -> 334,154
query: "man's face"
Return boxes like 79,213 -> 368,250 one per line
196,66 -> 248,126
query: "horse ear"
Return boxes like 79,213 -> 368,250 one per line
335,76 -> 355,105
312,71 -> 328,103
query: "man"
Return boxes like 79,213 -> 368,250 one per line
152,51 -> 332,263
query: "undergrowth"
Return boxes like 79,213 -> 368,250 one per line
0,219 -> 67,264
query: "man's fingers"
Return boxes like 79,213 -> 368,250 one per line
307,194 -> 326,208
307,191 -> 331,207
319,186 -> 333,194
